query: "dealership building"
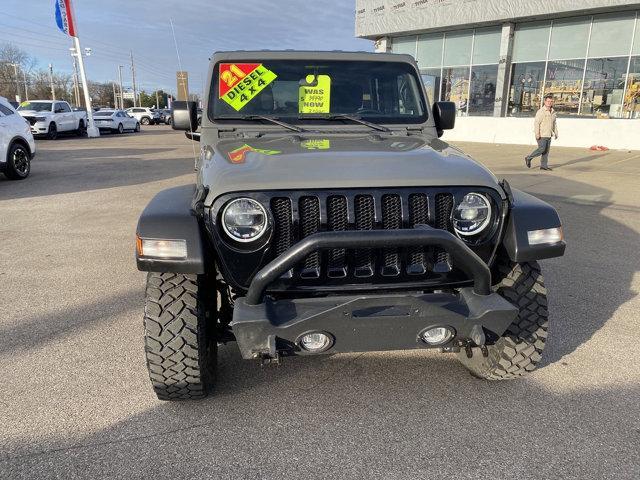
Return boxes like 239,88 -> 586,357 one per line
356,0 -> 640,149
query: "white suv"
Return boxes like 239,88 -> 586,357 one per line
125,107 -> 160,125
0,97 -> 35,180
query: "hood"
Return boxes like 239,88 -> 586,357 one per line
202,134 -> 501,205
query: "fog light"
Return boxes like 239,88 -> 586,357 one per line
420,326 -> 454,345
298,332 -> 333,353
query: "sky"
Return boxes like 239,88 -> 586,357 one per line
1,0 -> 371,96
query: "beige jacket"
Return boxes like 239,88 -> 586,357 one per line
534,107 -> 558,138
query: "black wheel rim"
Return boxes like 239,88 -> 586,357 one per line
12,147 -> 29,176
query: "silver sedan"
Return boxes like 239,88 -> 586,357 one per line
93,110 -> 140,134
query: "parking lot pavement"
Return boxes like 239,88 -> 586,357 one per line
1,128 -> 639,479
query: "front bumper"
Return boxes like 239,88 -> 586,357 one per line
31,121 -> 49,135
230,227 -> 518,359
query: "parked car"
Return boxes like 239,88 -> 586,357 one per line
125,107 -> 160,125
0,96 -> 35,180
136,51 -> 566,400
93,109 -> 140,134
17,100 -> 87,139
157,109 -> 172,125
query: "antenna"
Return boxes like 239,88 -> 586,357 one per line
169,18 -> 198,166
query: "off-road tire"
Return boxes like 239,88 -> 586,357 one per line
143,272 -> 217,400
457,261 -> 548,380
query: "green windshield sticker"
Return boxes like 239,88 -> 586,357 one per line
299,74 -> 331,114
219,63 -> 278,111
301,139 -> 331,150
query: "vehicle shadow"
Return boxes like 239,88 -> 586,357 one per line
502,174 -> 638,367
0,147 -> 195,200
3,353 -> 638,479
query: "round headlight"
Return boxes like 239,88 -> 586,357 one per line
222,198 -> 268,242
453,193 -> 492,236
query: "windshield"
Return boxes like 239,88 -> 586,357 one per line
210,60 -> 427,125
18,102 -> 52,112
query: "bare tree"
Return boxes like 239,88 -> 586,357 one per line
0,43 -> 36,101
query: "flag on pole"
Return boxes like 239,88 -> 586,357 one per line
55,0 -> 77,37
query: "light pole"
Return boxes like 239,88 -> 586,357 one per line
10,63 -> 20,102
118,65 -> 124,109
70,43 -> 99,137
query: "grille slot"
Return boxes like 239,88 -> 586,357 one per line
327,195 -> 348,277
408,193 -> 429,274
381,194 -> 401,276
434,193 -> 454,272
299,196 -> 321,278
354,195 -> 375,277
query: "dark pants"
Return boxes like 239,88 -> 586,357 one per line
526,137 -> 551,168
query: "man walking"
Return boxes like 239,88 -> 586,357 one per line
525,94 -> 558,171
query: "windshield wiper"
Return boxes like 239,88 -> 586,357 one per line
317,114 -> 391,132
222,115 -> 305,132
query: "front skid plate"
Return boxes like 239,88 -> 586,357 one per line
231,288 -> 518,359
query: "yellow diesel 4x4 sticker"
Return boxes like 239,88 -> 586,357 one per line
219,63 -> 277,111
299,74 -> 331,114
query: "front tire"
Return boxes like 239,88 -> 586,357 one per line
117,123 -> 124,134
47,122 -> 58,140
3,142 -> 31,180
140,116 -> 150,125
143,272 -> 217,400
134,122 -> 140,132
457,261 -> 548,380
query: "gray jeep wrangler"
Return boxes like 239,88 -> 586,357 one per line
136,51 -> 565,400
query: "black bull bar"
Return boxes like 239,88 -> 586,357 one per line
231,226 -> 518,359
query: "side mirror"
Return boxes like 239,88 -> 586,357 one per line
432,101 -> 456,137
172,101 -> 198,131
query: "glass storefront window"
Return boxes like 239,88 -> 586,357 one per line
472,27 -> 501,65
512,21 -> 551,63
633,16 -> 640,55
508,62 -> 546,116
581,57 -> 629,118
468,65 -> 498,116
588,13 -> 635,58
443,30 -> 473,66
544,59 -> 585,115
392,36 -> 416,57
624,56 -> 640,118
441,67 -> 470,115
421,68 -> 441,102
548,17 -> 590,60
417,34 -> 444,68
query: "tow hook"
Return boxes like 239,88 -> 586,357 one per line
465,344 -> 473,358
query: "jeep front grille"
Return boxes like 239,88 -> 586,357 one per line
269,190 -> 456,281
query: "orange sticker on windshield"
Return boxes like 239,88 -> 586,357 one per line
219,63 -> 277,111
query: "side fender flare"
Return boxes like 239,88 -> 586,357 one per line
136,185 -> 205,274
502,188 -> 566,262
